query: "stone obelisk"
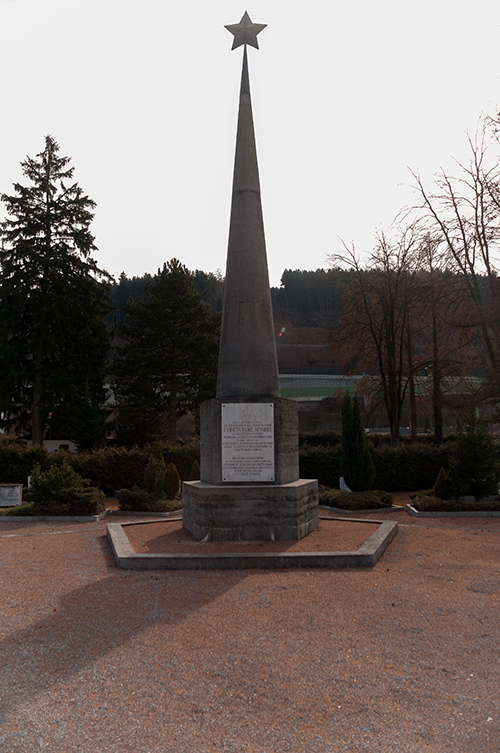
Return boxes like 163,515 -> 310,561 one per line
182,12 -> 318,541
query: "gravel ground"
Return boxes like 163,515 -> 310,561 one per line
1,499 -> 499,753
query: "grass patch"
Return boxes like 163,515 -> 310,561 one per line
318,488 -> 393,510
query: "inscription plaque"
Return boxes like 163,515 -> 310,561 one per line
221,403 -> 274,482
0,484 -> 23,507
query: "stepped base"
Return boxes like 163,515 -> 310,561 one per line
182,479 -> 319,542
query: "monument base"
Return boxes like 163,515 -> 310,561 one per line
182,479 -> 319,541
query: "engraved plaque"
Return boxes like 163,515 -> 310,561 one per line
221,403 -> 274,482
0,484 -> 23,507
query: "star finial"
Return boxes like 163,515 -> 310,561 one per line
224,11 -> 267,50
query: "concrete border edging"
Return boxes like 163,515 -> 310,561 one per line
106,516 -> 398,570
320,505 -> 404,515
406,503 -> 500,518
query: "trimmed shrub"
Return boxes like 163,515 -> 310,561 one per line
188,460 -> 201,480
0,439 -> 51,485
116,486 -> 181,513
299,444 -> 341,488
299,431 -> 341,448
165,462 -> 180,499
66,438 -> 200,495
116,486 -> 155,511
319,488 -> 393,510
300,442 -> 450,492
411,495 -> 500,512
372,444 -> 451,491
144,448 -> 168,496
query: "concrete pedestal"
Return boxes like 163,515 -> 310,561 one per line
182,479 -> 318,541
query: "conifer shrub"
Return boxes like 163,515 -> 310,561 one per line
144,448 -> 167,496
26,461 -> 105,515
433,467 -> 450,499
188,460 -> 201,480
433,466 -> 463,500
450,417 -> 500,501
340,394 -> 375,491
165,462 -> 180,499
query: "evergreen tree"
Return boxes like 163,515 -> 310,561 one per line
144,447 -> 168,497
0,135 -> 111,446
113,259 -> 220,444
451,413 -> 500,501
341,393 -> 376,491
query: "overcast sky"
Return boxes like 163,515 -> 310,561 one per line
1,0 -> 499,286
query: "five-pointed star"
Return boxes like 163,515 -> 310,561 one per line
224,11 -> 267,50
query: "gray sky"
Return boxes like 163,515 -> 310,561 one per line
1,0 -> 499,286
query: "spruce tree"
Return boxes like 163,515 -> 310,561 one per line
0,136 -> 111,446
113,259 -> 220,443
341,393 -> 375,492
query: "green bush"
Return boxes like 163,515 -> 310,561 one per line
318,488 -> 393,510
27,462 -> 105,515
116,486 -> 155,511
411,495 -> 500,512
115,486 -> 181,513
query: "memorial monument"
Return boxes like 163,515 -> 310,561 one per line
182,12 -> 319,541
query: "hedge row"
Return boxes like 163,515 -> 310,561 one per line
299,431 -> 458,448
0,438 -> 200,497
1,436 -> 453,494
298,442 -> 452,491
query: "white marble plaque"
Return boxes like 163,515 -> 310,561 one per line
221,403 -> 274,482
0,484 -> 23,507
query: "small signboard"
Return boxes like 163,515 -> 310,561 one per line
0,484 -> 23,507
221,403 -> 275,482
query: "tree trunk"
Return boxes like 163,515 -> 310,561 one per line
31,344 -> 44,445
168,389 -> 178,442
406,318 -> 418,442
432,302 -> 443,446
